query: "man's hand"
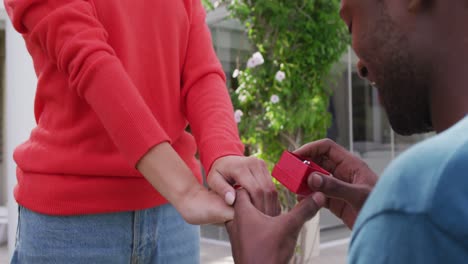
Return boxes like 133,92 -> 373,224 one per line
208,156 -> 281,216
295,139 -> 378,229
226,189 -> 325,264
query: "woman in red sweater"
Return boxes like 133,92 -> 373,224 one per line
5,0 -> 279,263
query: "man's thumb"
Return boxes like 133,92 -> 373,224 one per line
287,192 -> 325,229
308,173 -> 369,211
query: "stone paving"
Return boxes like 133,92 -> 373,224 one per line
0,244 -> 8,263
200,238 -> 348,264
0,236 -> 349,264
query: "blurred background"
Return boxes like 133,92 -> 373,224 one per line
0,2 -> 433,263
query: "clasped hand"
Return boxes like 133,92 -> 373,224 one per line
177,155 -> 281,224
225,139 -> 378,263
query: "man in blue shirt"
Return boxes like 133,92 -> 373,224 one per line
225,0 -> 468,263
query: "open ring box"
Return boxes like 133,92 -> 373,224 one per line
272,151 -> 329,196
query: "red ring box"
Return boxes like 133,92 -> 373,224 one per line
272,151 -> 329,196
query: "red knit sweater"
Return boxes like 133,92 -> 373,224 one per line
5,0 -> 244,215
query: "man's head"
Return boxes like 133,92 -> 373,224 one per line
339,0 -> 447,135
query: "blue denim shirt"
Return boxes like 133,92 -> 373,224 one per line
349,116 -> 468,264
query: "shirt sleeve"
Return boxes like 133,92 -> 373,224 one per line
181,0 -> 244,173
349,212 -> 466,264
5,0 -> 170,166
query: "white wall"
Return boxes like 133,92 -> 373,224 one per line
5,17 -> 37,256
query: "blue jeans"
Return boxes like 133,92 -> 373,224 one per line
11,204 -> 200,264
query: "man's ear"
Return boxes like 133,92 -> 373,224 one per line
408,0 -> 432,13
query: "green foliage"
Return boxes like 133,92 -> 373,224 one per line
224,0 -> 349,210
202,0 -> 214,11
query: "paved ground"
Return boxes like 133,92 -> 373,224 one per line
200,225 -> 350,263
0,228 -> 350,264
200,238 -> 348,264
0,244 -> 8,263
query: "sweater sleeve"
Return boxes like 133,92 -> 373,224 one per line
5,0 -> 170,166
181,0 -> 244,173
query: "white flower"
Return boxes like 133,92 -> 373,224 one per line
252,52 -> 265,65
246,52 -> 265,68
246,58 -> 256,68
270,94 -> 280,104
275,71 -> 286,82
238,94 -> 247,103
234,110 -> 244,123
232,69 -> 240,78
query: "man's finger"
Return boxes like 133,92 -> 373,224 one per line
253,159 -> 278,216
208,171 -> 237,205
234,188 -> 255,211
294,139 -> 353,171
225,220 -> 234,234
287,192 -> 325,229
297,194 -> 307,202
232,169 -> 265,213
307,172 -> 370,211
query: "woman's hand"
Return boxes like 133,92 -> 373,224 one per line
137,142 -> 234,225
208,155 -> 281,217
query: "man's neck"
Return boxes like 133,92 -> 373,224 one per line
429,8 -> 468,133
430,57 -> 468,133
